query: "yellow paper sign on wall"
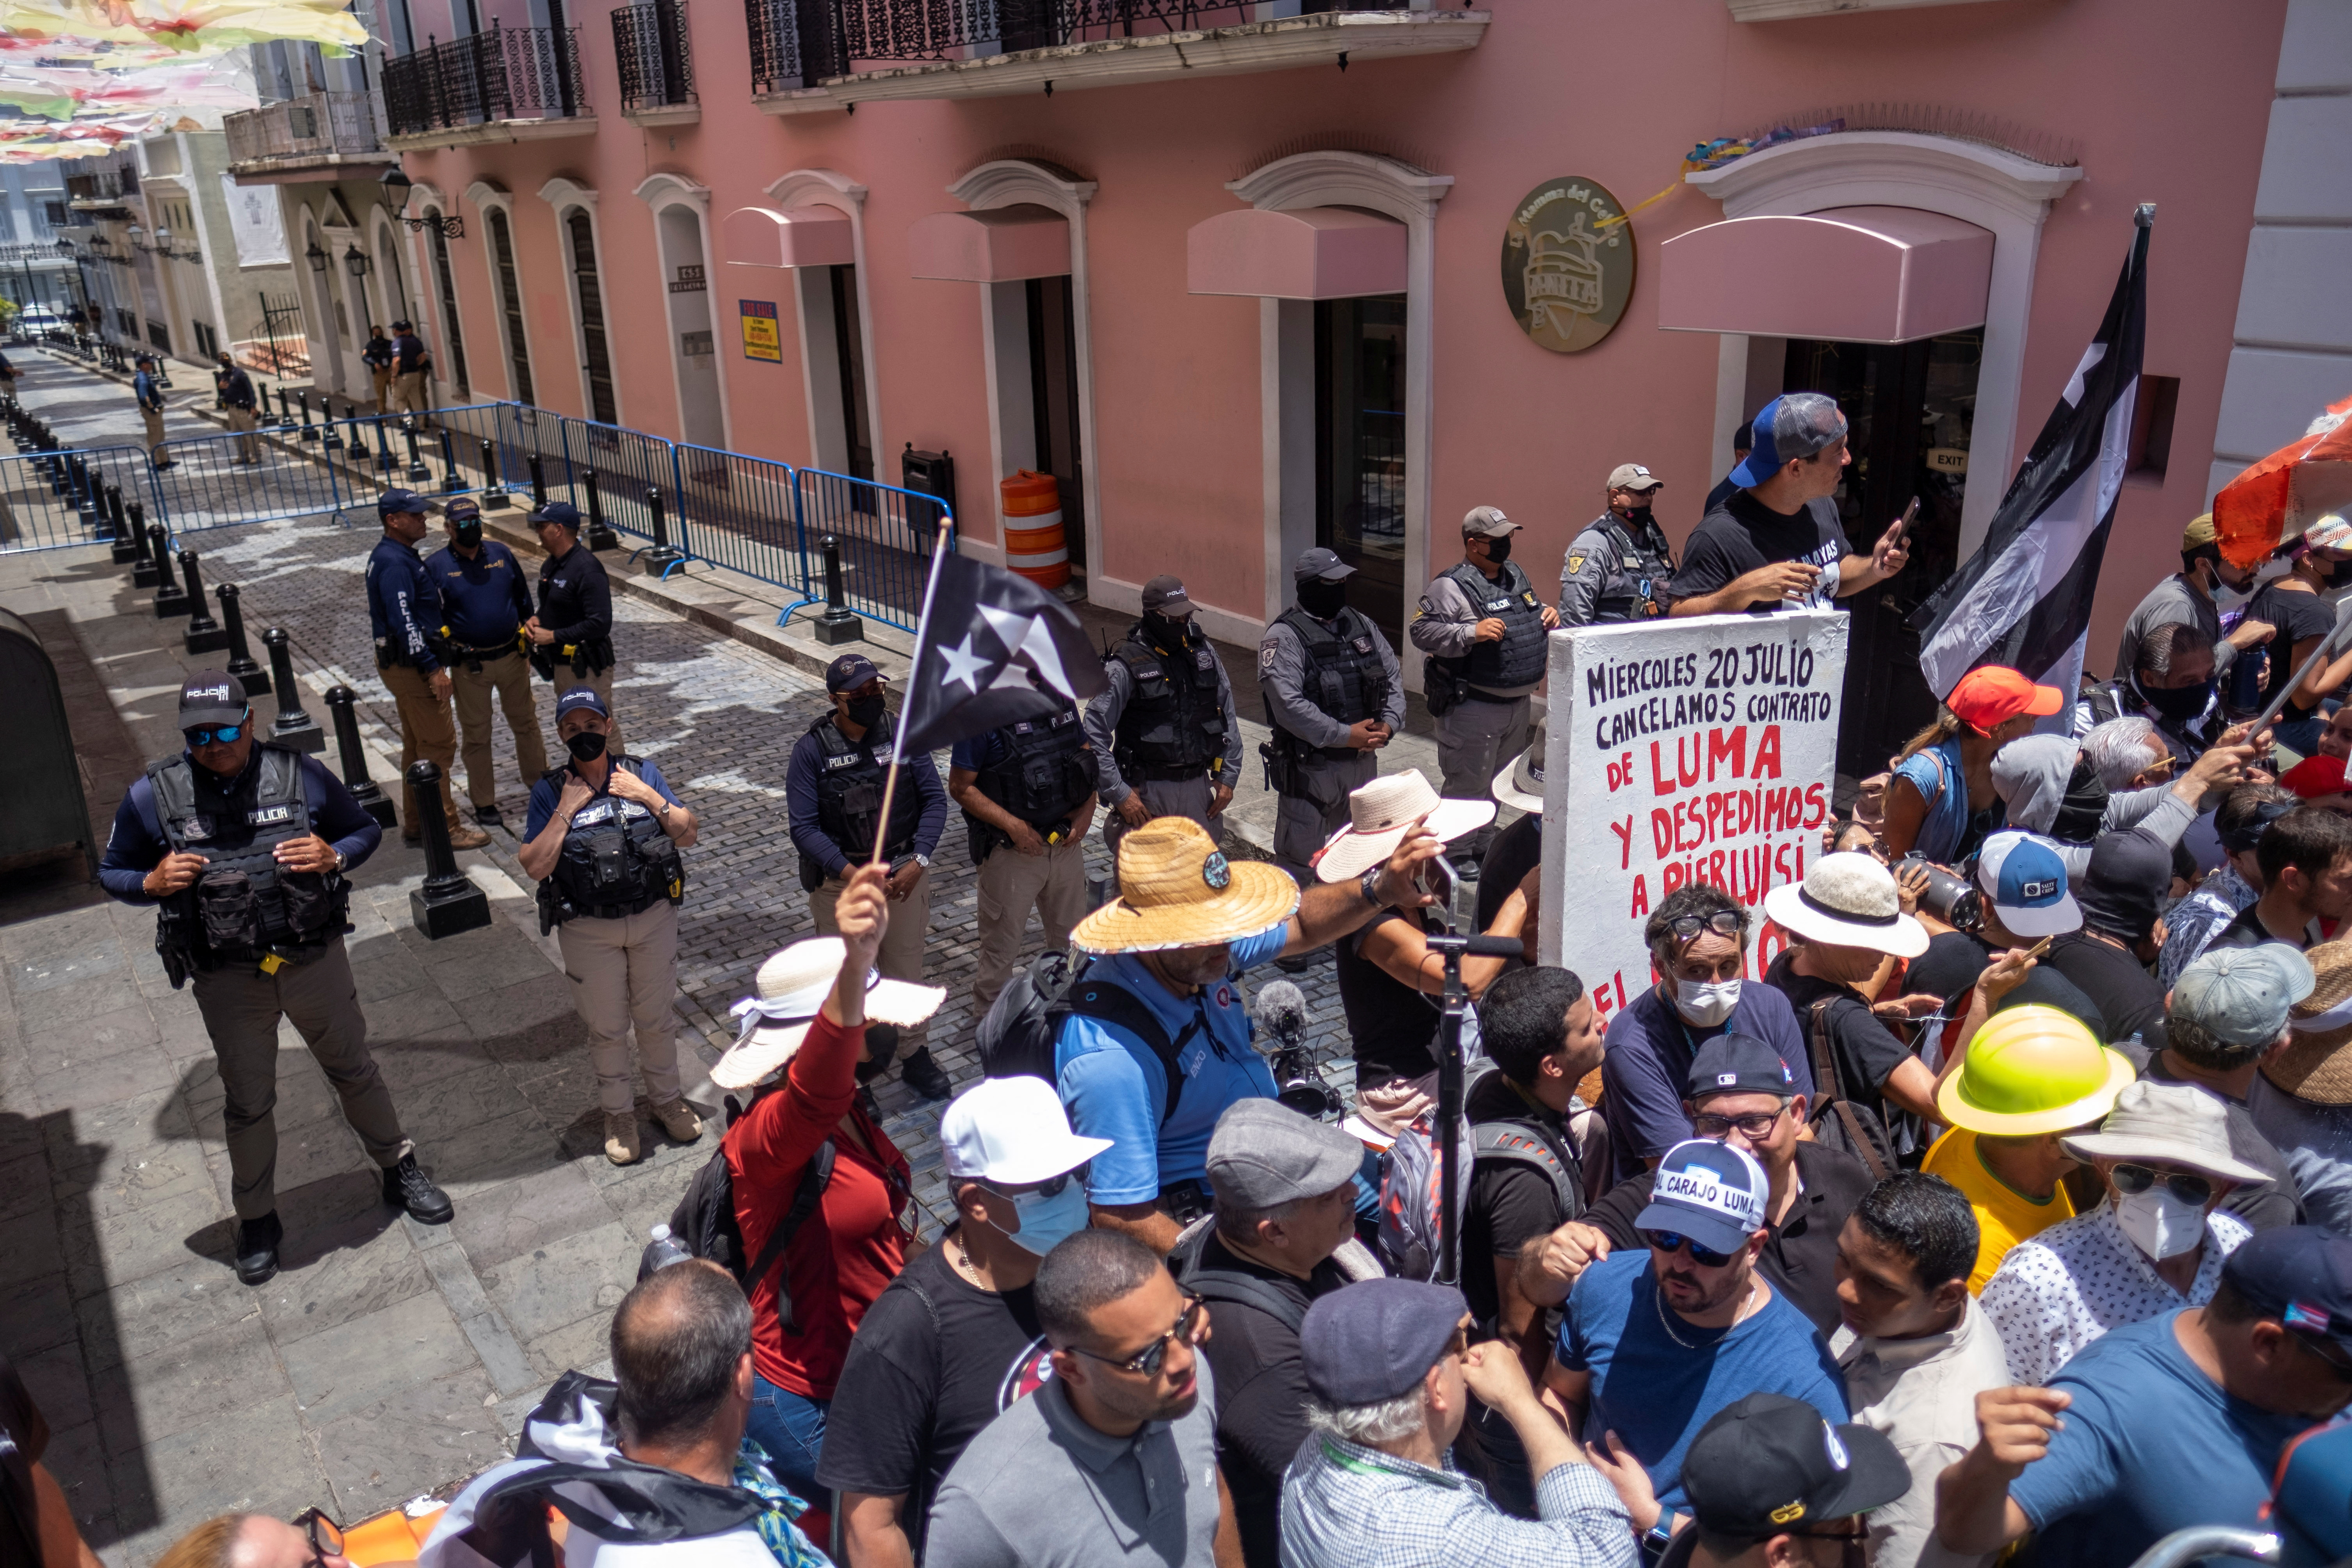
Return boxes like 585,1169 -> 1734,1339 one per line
740,300 -> 781,364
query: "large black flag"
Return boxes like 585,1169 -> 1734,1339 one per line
1913,208 -> 2151,699
895,552 -> 1108,756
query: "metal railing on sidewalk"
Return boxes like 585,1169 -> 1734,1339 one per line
152,427 -> 351,538
0,439 -> 159,554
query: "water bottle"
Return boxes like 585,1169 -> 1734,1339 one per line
637,1222 -> 692,1282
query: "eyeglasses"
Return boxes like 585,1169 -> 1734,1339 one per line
1791,1525 -> 1868,1567
183,721 -> 244,747
290,1508 -> 344,1564
1066,1296 -> 1206,1377
2110,1163 -> 2213,1207
1691,1105 -> 1787,1140
1668,910 -> 1745,943
1641,1228 -> 1736,1268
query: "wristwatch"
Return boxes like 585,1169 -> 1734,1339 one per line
1358,865 -> 1384,907
655,799 -> 673,821
332,849 -> 347,874
914,853 -> 931,869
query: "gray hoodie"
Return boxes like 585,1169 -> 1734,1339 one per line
1990,732 -> 2195,876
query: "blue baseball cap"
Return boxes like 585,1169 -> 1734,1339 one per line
1685,1032 -> 1799,1103
530,500 -> 582,531
1975,830 -> 2081,938
555,686 -> 608,721
378,486 -> 428,517
1726,393 -> 1849,489
826,652 -> 882,694
1635,1139 -> 1769,1257
445,497 -> 481,523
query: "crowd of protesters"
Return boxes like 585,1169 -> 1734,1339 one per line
25,389 -> 2352,1568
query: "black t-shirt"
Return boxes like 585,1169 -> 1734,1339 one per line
1461,1071 -> 1581,1331
812,1232 -> 1049,1551
1477,813 -> 1543,932
2211,900 -> 2317,953
2042,933 -> 2169,1053
1668,490 -> 1851,613
2247,584 -> 2338,716
1186,1232 -> 1350,1568
0,1352 -> 48,1568
1764,951 -> 1915,1117
1582,1141 -> 1875,1336
1334,908 -> 1441,1084
1903,928 -> 2111,1041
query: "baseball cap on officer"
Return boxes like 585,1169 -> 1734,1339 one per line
555,686 -> 608,721
1685,1033 -> 1799,1103
1463,505 -> 1519,537
529,500 -> 582,532
1142,575 -> 1194,614
1680,1393 -> 1911,1540
825,652 -> 882,694
178,671 -> 248,730
1635,1139 -> 1770,1258
391,318 -> 412,331
445,497 -> 482,523
1728,393 -> 1849,489
1294,546 -> 1354,582
1608,463 -> 1664,493
378,487 -> 428,518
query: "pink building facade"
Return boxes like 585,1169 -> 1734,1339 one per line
358,0 -> 2340,767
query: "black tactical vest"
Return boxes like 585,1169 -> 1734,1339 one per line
148,746 -> 349,978
802,713 -> 925,889
1270,605 -> 1388,761
1112,624 -> 1226,779
974,705 -> 1093,828
1586,515 -> 1674,621
541,757 -> 686,923
1442,559 -> 1548,692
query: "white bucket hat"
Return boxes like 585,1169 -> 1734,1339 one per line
1490,719 -> 1547,816
2060,1079 -> 2268,1184
711,937 -> 946,1090
1314,767 -> 1494,883
1762,851 -> 1929,958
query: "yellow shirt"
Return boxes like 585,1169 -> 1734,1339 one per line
1921,1127 -> 2076,1294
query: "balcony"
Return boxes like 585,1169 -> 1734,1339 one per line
224,91 -> 397,182
382,23 -> 594,150
614,0 -> 698,125
66,168 -> 136,210
749,0 -> 1486,114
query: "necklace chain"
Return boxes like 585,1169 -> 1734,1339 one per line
1653,1274 -> 1752,1349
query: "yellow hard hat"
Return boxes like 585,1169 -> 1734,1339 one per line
1934,1004 -> 2137,1136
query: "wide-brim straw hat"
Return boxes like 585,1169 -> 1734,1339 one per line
711,937 -> 946,1089
1491,722 -> 1548,816
1935,1003 -> 2137,1136
2060,1079 -> 2268,1183
1761,851 -> 1929,958
2264,936 -> 2352,1106
1314,767 -> 1495,883
1072,817 -> 1299,954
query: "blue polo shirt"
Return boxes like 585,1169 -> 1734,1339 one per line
426,540 -> 534,650
1599,982 -> 1814,1183
1055,924 -> 1289,1203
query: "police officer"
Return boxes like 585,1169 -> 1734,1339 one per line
362,322 -> 395,413
519,687 -> 703,1166
785,653 -> 953,1100
947,685 -> 1098,1008
98,672 -> 454,1285
428,497 -> 547,828
1260,546 -> 1403,885
213,350 -> 260,464
1560,463 -> 1676,625
390,317 -> 432,414
1083,574 -> 1242,854
525,500 -> 623,755
133,352 -> 172,468
1409,505 -> 1559,868
368,488 -> 491,851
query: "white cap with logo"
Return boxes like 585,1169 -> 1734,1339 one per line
940,1076 -> 1114,1185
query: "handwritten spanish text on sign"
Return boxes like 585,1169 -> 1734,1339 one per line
1537,609 -> 1849,1028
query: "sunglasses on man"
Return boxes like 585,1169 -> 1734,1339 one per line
184,720 -> 245,747
2110,1163 -> 2213,1207
1641,1228 -> 1738,1268
977,1167 -> 1083,1202
1066,1296 -> 1207,1378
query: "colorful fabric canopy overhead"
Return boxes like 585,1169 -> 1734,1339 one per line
0,0 -> 365,56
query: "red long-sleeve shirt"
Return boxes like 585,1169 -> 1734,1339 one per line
726,1010 -> 910,1398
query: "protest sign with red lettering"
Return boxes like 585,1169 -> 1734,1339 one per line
1536,609 -> 1849,1028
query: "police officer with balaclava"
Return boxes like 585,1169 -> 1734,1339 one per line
98,672 -> 454,1287
785,652 -> 954,1100
1260,546 -> 1403,886
1411,505 -> 1559,869
427,496 -> 546,828
525,500 -> 622,755
1082,573 -> 1243,855
369,487 -> 490,850
948,680 -> 1098,1011
518,686 -> 703,1167
1559,463 -> 1676,626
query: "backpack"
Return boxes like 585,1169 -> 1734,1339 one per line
1378,1075 -> 1586,1282
975,949 -> 1205,1126
663,1089 -> 837,1331
1166,1224 -> 1310,1334
1804,998 -> 1897,1182
2268,1420 -> 2352,1568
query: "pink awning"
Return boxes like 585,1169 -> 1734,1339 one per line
722,205 -> 854,269
908,204 -> 1069,282
1185,206 -> 1407,300
1656,206 -> 1994,344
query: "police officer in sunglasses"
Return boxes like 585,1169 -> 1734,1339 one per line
99,672 -> 454,1288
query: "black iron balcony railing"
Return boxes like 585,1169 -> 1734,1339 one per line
614,0 -> 696,112
224,89 -> 386,164
750,0 -> 835,91
831,0 -> 1404,63
382,23 -> 587,137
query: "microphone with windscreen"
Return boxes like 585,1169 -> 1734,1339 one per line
1250,977 -> 1340,1119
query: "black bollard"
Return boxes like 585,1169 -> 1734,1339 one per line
375,414 -> 397,472
262,627 -> 324,752
322,398 -> 344,453
131,508 -> 164,588
298,390 -> 319,442
346,403 -> 369,463
217,582 -> 268,695
640,485 -> 683,573
477,437 -> 510,509
180,550 -> 227,653
438,429 -> 463,493
582,468 -> 619,551
71,457 -> 99,528
401,418 -> 428,481
814,534 -> 863,645
325,685 -> 397,830
105,483 -> 136,561
406,761 -> 491,939
152,537 -> 190,619
527,451 -> 546,509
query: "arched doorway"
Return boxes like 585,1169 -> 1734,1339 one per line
650,193 -> 723,446
565,209 -> 618,424
374,218 -> 410,327
486,206 -> 535,405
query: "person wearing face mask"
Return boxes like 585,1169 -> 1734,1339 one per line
2075,623 -> 2226,765
1083,574 -> 1243,858
426,496 -> 546,828
1411,505 -> 1561,869
1990,728 -> 2252,879
525,500 -> 622,754
1884,666 -> 2063,864
520,686 -> 702,1165
818,1074 -> 1109,1568
2243,515 -> 2352,754
1259,546 -> 1404,893
368,488 -> 493,849
1598,883 -> 1816,1185
1978,1081 -> 2262,1387
2113,513 -> 2275,692
1560,463 -> 1676,626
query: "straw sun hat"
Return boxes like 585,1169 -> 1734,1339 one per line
1313,767 -> 1494,883
2266,936 -> 2352,1107
1071,817 -> 1301,954
711,936 -> 946,1090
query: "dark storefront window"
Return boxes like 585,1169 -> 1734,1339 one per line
1025,274 -> 1084,567
488,208 -> 534,406
567,210 -> 618,424
427,210 -> 470,398
831,264 -> 875,482
1315,294 -> 1407,649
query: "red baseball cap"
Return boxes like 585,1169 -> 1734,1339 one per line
2283,754 -> 2351,801
1947,666 -> 2065,731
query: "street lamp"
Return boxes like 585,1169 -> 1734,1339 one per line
377,163 -> 463,239
343,242 -> 370,279
305,239 -> 328,274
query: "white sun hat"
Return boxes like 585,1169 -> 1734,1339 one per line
1313,767 -> 1495,883
711,936 -> 946,1090
1491,719 -> 1548,816
1761,851 -> 1930,958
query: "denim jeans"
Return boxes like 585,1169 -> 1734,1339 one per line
747,1374 -> 830,1511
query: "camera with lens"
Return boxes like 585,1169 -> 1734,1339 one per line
1251,980 -> 1342,1119
1898,853 -> 1982,931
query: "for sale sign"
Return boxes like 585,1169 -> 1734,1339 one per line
1536,609 -> 1848,1026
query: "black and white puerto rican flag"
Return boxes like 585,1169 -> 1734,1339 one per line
1913,209 -> 2152,705
895,551 -> 1109,756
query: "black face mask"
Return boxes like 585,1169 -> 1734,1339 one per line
2133,671 -> 2215,724
1296,577 -> 1349,619
1142,612 -> 1191,650
2326,558 -> 2352,589
452,519 -> 482,548
2050,756 -> 2111,845
845,693 -> 886,728
566,731 -> 607,762
1480,534 -> 1513,565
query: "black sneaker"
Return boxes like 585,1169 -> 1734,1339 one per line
383,1153 -> 454,1224
900,1046 -> 952,1102
235,1212 -> 282,1286
473,803 -> 504,828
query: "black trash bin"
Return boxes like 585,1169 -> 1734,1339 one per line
0,607 -> 98,879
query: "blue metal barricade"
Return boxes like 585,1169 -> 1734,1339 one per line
791,466 -> 956,632
667,443 -> 798,589
0,443 -> 158,554
152,426 -> 351,537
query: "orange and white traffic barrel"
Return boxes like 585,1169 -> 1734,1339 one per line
1001,469 -> 1069,590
